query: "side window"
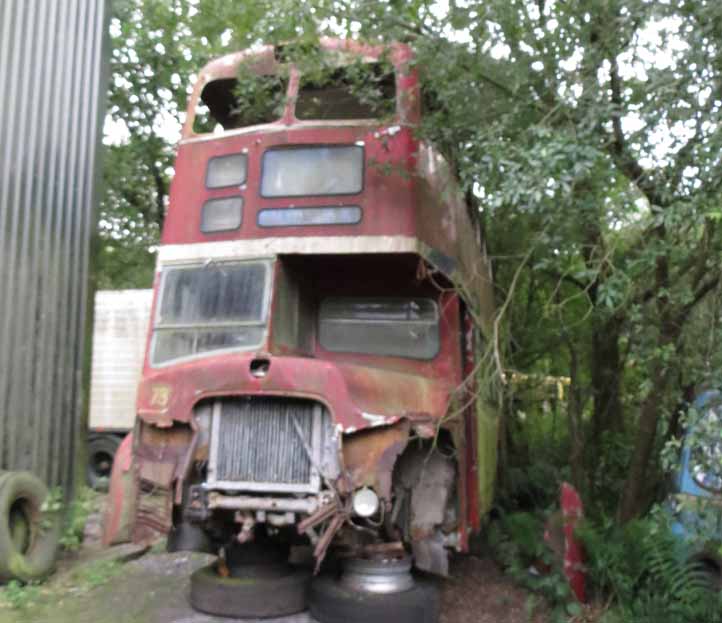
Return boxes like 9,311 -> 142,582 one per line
318,298 -> 439,360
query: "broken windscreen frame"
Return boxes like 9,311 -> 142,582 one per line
150,260 -> 272,366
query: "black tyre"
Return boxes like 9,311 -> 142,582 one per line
309,575 -> 440,623
189,563 -> 311,618
0,471 -> 60,582
87,435 -> 121,490
166,522 -> 214,555
225,539 -> 289,569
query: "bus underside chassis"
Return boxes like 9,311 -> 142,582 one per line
182,455 -> 450,621
148,404 -> 456,621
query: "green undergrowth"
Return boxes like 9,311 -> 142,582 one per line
491,509 -> 722,623
0,558 -> 122,612
490,512 -> 579,622
51,487 -> 102,551
0,487 -> 108,613
0,580 -> 42,611
578,516 -> 722,623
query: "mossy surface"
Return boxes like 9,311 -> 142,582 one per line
0,552 -> 215,623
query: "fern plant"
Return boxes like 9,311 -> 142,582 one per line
578,516 -> 722,623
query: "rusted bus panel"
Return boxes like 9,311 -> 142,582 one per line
162,125 -> 418,245
0,0 -> 109,488
136,353 -> 455,435
102,433 -> 137,545
342,420 -> 410,499
132,422 -> 192,543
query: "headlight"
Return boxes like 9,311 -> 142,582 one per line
201,196 -> 243,233
258,205 -> 361,227
206,153 -> 247,188
261,145 -> 363,197
352,487 -> 379,517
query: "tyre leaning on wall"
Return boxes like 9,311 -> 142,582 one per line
0,471 -> 61,582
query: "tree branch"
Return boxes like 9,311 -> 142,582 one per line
543,269 -> 589,292
606,57 -> 665,208
677,274 -> 721,326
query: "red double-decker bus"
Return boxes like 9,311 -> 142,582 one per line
105,38 -> 498,622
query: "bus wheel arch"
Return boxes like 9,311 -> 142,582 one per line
390,430 -> 458,576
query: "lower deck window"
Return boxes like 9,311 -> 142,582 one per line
319,298 -> 439,360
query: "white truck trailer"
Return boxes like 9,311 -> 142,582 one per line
88,289 -> 152,488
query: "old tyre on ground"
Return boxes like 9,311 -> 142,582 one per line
309,574 -> 440,623
87,434 -> 121,490
189,562 -> 311,618
0,471 -> 60,582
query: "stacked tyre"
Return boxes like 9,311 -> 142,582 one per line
189,546 -> 441,623
309,575 -> 440,623
190,541 -> 311,618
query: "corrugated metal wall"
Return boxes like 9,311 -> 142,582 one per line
0,0 -> 109,489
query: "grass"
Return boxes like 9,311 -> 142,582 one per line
0,580 -> 41,611
0,558 -> 122,612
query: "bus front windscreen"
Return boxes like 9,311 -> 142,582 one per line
151,261 -> 270,366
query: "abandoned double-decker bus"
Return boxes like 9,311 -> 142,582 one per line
105,38 -> 498,621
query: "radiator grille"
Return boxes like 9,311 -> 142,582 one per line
208,397 -> 328,492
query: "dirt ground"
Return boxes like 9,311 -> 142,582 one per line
0,549 -> 549,623
0,501 -> 549,623
441,555 -> 548,623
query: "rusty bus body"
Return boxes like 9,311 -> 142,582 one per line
105,39 -> 498,577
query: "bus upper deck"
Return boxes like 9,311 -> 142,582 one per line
159,39 -> 493,329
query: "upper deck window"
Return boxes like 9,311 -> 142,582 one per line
206,153 -> 248,188
295,64 -> 396,121
193,74 -> 286,133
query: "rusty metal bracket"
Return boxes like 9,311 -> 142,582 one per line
313,514 -> 345,573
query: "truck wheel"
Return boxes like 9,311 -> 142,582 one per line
87,435 -> 121,490
309,575 -> 440,623
0,471 -> 60,582
189,562 -> 311,618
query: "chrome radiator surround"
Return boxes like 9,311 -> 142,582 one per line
205,396 -> 338,494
